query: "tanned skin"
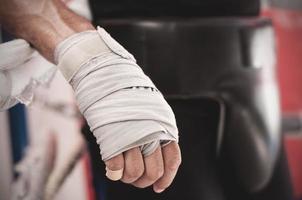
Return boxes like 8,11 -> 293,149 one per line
0,0 -> 94,61
0,0 -> 181,193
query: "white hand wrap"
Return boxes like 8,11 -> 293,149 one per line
55,27 -> 179,161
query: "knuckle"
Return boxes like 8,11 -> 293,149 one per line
146,168 -> 164,182
167,156 -> 182,171
124,167 -> 144,181
107,162 -> 123,171
157,167 -> 165,178
145,172 -> 158,182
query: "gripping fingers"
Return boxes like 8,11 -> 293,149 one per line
121,147 -> 144,183
104,142 -> 181,194
132,147 -> 164,189
153,142 -> 182,193
105,154 -> 124,181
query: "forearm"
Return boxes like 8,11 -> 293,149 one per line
0,0 -> 94,62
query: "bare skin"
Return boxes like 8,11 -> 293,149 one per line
0,0 -> 94,61
0,0 -> 181,193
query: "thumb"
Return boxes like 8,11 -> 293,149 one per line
105,154 -> 124,181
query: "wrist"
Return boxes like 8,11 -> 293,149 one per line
0,0 -> 94,63
14,16 -> 94,62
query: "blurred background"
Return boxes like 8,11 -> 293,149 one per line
0,0 -> 302,200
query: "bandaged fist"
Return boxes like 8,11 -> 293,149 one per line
0,0 -> 181,192
106,142 -> 181,193
55,27 -> 181,192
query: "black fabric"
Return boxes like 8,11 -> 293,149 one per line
89,0 -> 260,19
219,142 -> 294,200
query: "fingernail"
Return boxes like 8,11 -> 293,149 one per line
154,186 -> 165,193
105,167 -> 123,181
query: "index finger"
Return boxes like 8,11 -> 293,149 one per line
105,154 -> 124,181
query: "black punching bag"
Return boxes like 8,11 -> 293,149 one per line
84,17 -> 293,200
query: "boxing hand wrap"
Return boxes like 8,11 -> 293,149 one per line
55,27 -> 179,161
0,39 -> 56,110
